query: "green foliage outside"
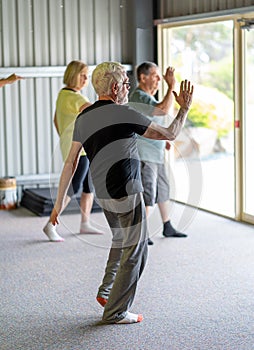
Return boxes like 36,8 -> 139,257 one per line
170,21 -> 235,138
186,85 -> 234,138
202,57 -> 233,100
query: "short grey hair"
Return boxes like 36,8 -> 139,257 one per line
92,61 -> 126,96
136,61 -> 158,82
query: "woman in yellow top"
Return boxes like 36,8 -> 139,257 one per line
43,60 -> 103,241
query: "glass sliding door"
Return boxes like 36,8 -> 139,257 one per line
242,25 -> 254,223
158,20 -> 235,218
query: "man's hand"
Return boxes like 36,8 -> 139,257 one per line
173,80 -> 194,110
163,66 -> 176,91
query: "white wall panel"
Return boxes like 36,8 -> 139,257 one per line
34,78 -> 53,174
1,0 -> 19,66
79,0 -> 95,64
94,0 -> 110,62
48,0 -> 65,66
19,79 -> 37,175
3,84 -> 21,175
17,0 -> 34,66
63,0 -> 81,62
33,0 -> 50,65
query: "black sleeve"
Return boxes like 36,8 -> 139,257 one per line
125,106 -> 151,135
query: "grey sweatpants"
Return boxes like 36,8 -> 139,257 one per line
97,192 -> 148,323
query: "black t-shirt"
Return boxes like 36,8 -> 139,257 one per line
73,100 -> 151,199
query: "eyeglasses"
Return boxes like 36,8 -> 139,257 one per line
122,81 -> 131,87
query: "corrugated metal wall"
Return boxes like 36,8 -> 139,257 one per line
155,0 -> 254,19
0,0 -> 131,183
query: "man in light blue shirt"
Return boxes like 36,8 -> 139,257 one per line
129,62 -> 187,245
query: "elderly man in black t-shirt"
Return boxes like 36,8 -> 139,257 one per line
49,61 -> 193,324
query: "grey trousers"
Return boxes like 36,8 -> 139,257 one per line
97,192 -> 148,323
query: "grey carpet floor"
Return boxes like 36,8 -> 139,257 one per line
1,204 -> 254,350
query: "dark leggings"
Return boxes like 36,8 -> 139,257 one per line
67,156 -> 92,197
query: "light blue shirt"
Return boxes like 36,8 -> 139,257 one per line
129,88 -> 166,164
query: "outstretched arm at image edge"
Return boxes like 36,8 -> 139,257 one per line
0,74 -> 24,87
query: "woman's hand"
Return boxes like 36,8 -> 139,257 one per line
50,207 -> 60,225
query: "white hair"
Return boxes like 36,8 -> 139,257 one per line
92,62 -> 126,96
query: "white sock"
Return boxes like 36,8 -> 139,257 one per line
43,222 -> 64,242
80,221 -> 104,234
116,312 -> 143,324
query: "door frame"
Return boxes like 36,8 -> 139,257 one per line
157,11 -> 254,224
